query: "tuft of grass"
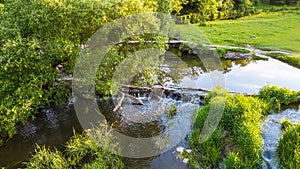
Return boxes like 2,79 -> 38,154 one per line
178,11 -> 300,53
224,152 -> 242,169
167,104 -> 177,118
26,145 -> 69,169
26,125 -> 124,169
216,48 -> 250,58
278,122 -> 300,169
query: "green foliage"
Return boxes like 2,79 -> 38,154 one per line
167,104 -> 178,118
0,37 -> 56,138
0,0 -> 164,140
172,0 -> 188,14
26,126 -> 124,169
2,0 -> 158,43
189,88 -> 269,168
278,122 -> 300,169
280,119 -> 294,131
224,152 -> 242,169
0,2 -> 3,16
259,85 -> 300,112
176,0 -> 275,23
26,145 -> 69,169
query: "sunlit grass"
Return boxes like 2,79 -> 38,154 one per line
179,11 -> 300,53
266,52 -> 300,68
278,122 -> 300,169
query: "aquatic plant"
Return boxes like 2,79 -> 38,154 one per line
167,104 -> 178,118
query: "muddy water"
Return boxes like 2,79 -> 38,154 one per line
1,53 -> 300,168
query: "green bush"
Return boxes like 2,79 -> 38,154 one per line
0,38 -> 56,138
278,123 -> 300,169
0,0 -> 164,140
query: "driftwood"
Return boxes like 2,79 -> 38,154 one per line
121,84 -> 210,92
120,84 -> 255,96
120,91 -> 145,105
113,93 -> 125,112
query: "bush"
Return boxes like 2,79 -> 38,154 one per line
278,123 -> 300,169
0,0 -> 163,140
0,38 -> 56,138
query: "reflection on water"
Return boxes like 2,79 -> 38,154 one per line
162,52 -> 300,94
0,105 -> 82,168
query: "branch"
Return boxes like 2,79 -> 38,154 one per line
113,93 -> 125,112
120,91 -> 145,105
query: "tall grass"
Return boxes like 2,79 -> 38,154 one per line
188,88 -> 269,168
26,124 -> 124,169
278,122 -> 300,169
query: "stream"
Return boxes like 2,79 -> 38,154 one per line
1,51 -> 300,168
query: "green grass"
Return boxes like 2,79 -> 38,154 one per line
266,52 -> 300,68
188,88 -> 269,168
216,48 -> 250,57
26,125 -> 124,169
278,122 -> 300,169
180,11 -> 300,53
188,86 -> 300,168
258,85 -> 300,112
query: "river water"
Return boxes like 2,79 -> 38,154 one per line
1,53 -> 300,168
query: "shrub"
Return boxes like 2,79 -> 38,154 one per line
0,0 -> 164,140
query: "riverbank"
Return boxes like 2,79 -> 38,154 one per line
265,53 -> 300,69
188,10 -> 300,68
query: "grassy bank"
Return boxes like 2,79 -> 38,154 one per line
278,121 -> 300,169
191,11 -> 300,53
266,53 -> 300,68
185,86 -> 299,168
